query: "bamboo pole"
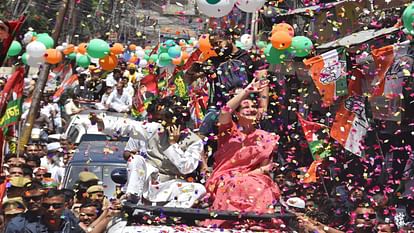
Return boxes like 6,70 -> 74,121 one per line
18,0 -> 72,153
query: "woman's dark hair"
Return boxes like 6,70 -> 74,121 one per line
147,96 -> 190,127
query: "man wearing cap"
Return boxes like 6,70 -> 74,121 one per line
74,172 -> 99,207
86,185 -> 110,209
5,177 -> 31,200
3,198 -> 26,226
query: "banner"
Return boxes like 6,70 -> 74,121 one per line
304,49 -> 348,106
331,95 -> 369,157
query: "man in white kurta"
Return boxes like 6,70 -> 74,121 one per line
96,116 -> 206,208
105,82 -> 132,113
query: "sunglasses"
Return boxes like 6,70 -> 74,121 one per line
356,213 -> 376,220
23,195 -> 43,202
42,203 -> 64,209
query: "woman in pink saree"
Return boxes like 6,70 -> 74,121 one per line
204,78 -> 281,229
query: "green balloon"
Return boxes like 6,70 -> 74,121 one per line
159,44 -> 169,53
164,40 -> 176,48
158,52 -> 172,67
7,41 -> 22,56
207,0 -> 221,4
144,54 -> 150,60
290,36 -> 313,57
36,33 -> 54,49
257,41 -> 267,49
149,54 -> 158,62
76,55 -> 91,68
87,39 -> 110,58
67,52 -> 77,60
265,44 -> 287,65
403,3 -> 414,35
145,49 -> 151,55
21,53 -> 28,65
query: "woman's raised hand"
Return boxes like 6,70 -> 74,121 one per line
245,78 -> 269,94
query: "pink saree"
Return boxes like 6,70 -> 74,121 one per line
204,122 -> 280,228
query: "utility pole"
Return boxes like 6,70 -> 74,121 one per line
18,0 -> 72,153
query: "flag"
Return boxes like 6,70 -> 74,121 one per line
0,16 -> 26,66
297,113 -> 331,183
297,113 -> 331,160
53,74 -> 78,101
304,49 -> 348,106
370,40 -> 410,121
0,67 -> 25,134
371,40 -> 410,98
330,95 -> 369,156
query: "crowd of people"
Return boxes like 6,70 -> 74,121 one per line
0,24 -> 414,233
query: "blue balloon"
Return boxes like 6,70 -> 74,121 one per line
168,46 -> 182,59
164,40 -> 176,48
122,51 -> 131,61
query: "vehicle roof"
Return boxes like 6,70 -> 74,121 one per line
70,138 -> 127,164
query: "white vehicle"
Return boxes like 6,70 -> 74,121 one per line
64,110 -> 132,144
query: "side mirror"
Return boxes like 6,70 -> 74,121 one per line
111,168 -> 127,185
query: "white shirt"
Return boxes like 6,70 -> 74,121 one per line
105,90 -> 132,107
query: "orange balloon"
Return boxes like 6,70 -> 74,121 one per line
199,50 -> 218,62
181,51 -> 190,60
110,43 -> 124,55
272,23 -> 295,37
63,44 -> 75,55
99,53 -> 118,71
198,34 -> 212,53
271,31 -> 292,50
129,44 -> 136,51
78,43 -> 88,54
172,57 -> 182,65
129,56 -> 138,64
44,49 -> 63,64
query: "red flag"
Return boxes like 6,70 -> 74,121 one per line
0,67 -> 25,114
0,15 -> 26,66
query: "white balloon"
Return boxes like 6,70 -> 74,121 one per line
56,46 -> 64,51
27,55 -> 45,67
23,32 -> 34,44
136,49 -> 146,59
235,0 -> 266,13
197,0 -> 235,18
240,34 -> 253,50
135,46 -> 143,51
26,41 -> 46,58
138,59 -> 148,68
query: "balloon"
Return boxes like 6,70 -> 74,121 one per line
44,49 -> 63,64
235,0 -> 266,13
129,56 -> 138,64
403,3 -> 414,35
179,39 -> 187,46
63,44 -> 75,55
159,44 -> 169,53
76,55 -> 91,68
272,23 -> 295,37
240,34 -> 253,50
99,53 -> 118,71
56,45 -> 64,51
164,40 -> 176,48
21,53 -> 28,65
197,0 -> 235,18
77,43 -> 88,55
7,41 -> 22,56
149,54 -> 158,63
158,53 -> 172,67
199,49 -> 218,62
257,41 -> 267,49
122,51 -> 131,61
290,36 -> 313,57
87,39 -> 110,58
199,34 -> 213,53
168,46 -> 182,58
23,31 -> 34,44
26,41 -> 47,58
264,44 -> 287,64
138,59 -> 148,68
26,55 -> 45,67
271,31 -> 292,50
67,52 -> 77,60
145,49 -> 151,55
36,33 -> 54,49
172,57 -> 182,65
136,49 -> 146,59
129,44 -> 137,51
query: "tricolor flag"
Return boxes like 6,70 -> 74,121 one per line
297,113 -> 331,183
53,74 -> 78,101
330,95 -> 369,157
371,40 -> 410,98
304,49 -> 348,106
0,16 -> 26,66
